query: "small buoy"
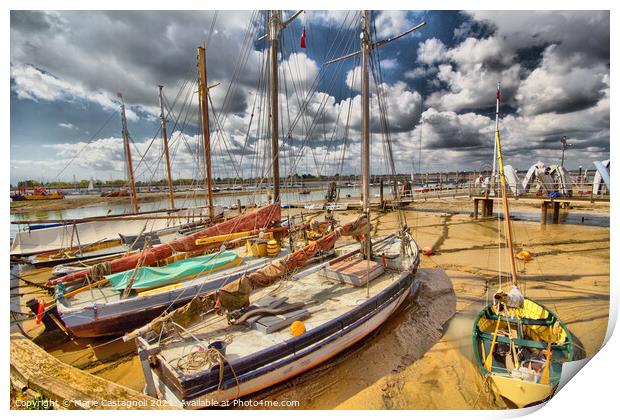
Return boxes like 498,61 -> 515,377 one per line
422,247 -> 433,256
516,250 -> 532,262
290,320 -> 306,337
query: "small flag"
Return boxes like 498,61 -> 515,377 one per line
300,27 -> 306,49
117,92 -> 123,99
496,87 -> 501,102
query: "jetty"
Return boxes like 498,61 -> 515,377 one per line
10,333 -> 173,409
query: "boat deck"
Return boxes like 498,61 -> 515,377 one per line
158,239 -> 407,373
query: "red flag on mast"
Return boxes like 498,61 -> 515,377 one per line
300,27 -> 306,49
496,86 -> 501,102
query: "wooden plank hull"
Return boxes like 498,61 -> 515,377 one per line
141,234 -> 420,407
58,257 -> 278,338
156,268 -> 416,407
472,297 -> 575,407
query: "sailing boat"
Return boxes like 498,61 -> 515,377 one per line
472,83 -> 574,408
39,43 -> 295,337
11,91 -> 218,260
127,11 -> 423,406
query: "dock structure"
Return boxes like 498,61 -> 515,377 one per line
473,195 -> 494,219
470,194 -> 609,224
10,333 -> 173,409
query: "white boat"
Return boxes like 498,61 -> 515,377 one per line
126,10 -> 425,407
10,207 -> 223,257
326,203 -> 348,211
304,203 -> 324,210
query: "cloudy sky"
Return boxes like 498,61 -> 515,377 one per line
10,10 -> 610,185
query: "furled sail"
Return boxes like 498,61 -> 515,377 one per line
49,204 -> 281,286
124,214 -> 368,340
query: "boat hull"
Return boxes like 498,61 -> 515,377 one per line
472,297 -> 574,408
490,375 -> 553,408
150,261 -> 417,407
58,258 -> 279,338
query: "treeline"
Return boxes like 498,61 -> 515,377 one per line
12,174 -> 337,189
12,171 -> 483,189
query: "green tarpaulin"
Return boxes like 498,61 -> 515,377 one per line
106,250 -> 240,291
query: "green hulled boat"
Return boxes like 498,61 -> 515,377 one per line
472,83 -> 574,408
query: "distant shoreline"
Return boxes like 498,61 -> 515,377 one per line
9,188 -> 323,215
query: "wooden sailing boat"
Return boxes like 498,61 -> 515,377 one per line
128,11 -> 424,406
10,91 -> 218,260
38,42 -> 297,337
472,83 -> 574,407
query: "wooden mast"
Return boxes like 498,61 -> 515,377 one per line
360,10 -> 372,260
118,93 -> 139,213
269,11 -> 281,204
158,85 -> 175,209
197,46 -> 215,219
494,83 -> 519,286
324,12 -> 425,260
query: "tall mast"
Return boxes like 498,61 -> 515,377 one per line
323,12 -> 426,259
269,10 -> 281,204
360,10 -> 372,259
118,93 -> 139,213
494,84 -> 519,286
491,82 -> 500,194
197,46 -> 215,219
158,85 -> 175,209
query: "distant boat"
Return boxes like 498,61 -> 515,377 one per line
101,189 -> 130,197
11,186 -> 64,201
326,203 -> 348,211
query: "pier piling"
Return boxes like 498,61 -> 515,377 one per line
552,201 -> 561,223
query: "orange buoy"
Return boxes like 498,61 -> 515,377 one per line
290,320 -> 306,337
422,247 -> 433,256
516,250 -> 532,262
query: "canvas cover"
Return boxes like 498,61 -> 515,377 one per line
50,204 -> 281,285
106,250 -> 240,291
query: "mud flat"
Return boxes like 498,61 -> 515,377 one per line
10,198 -> 610,409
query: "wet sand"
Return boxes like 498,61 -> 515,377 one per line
11,197 -> 610,409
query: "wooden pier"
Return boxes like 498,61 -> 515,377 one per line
470,194 -> 609,224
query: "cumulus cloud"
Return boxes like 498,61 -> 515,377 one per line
516,45 -> 608,116
9,10 -> 610,181
417,38 -> 447,65
11,64 -> 140,121
374,11 -> 412,38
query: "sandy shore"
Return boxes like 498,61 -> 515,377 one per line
11,197 -> 610,409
